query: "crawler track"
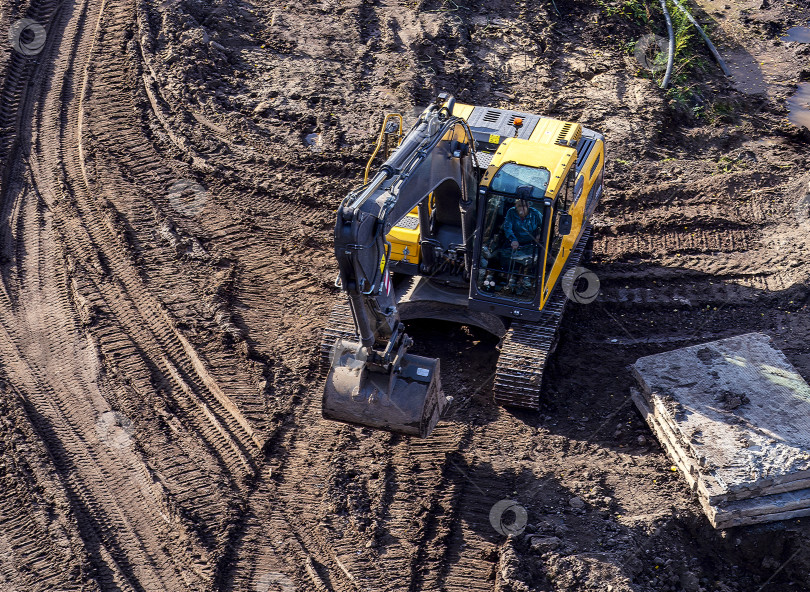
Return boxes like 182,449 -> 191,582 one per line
494,227 -> 592,409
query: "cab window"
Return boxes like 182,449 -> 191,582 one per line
476,164 -> 550,302
489,163 -> 550,198
543,171 -> 574,283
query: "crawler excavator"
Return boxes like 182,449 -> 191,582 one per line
321,93 -> 605,438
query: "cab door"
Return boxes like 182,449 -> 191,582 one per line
539,170 -> 574,305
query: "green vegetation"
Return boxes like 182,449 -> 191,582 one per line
599,0 -> 733,122
662,1 -> 708,112
596,0 -> 652,24
716,155 -> 736,173
705,99 -> 737,124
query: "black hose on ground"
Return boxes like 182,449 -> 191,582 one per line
669,0 -> 732,76
660,0 -> 675,89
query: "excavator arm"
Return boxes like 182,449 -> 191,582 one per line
324,93 -> 476,438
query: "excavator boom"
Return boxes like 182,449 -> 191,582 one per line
324,93 -> 476,437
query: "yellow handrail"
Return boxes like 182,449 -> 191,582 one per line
364,113 -> 403,184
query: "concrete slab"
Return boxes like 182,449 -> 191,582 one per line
632,388 -> 810,528
632,333 -> 810,528
709,487 -> 810,529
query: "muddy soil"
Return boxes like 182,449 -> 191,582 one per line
0,0 -> 808,590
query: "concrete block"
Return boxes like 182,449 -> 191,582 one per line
632,333 -> 810,528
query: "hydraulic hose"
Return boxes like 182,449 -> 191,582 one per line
669,0 -> 732,76
660,0 -> 675,89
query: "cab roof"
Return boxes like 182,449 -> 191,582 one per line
452,102 -> 582,198
481,139 -> 577,199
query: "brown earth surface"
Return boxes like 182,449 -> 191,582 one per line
0,0 -> 809,590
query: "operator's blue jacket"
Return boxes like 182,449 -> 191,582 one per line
503,207 -> 542,245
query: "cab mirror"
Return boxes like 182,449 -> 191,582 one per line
558,214 -> 573,236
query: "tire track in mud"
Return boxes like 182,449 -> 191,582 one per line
60,0 -> 333,585
0,0 -> 269,587
223,397 -> 478,592
0,3 -> 95,589
61,0 -> 264,576
407,412 -> 540,592
220,392 -> 378,592
0,175 -> 184,589
77,0 -> 262,456
76,0 -> 360,581
593,151 -> 808,303
0,0 -> 58,162
0,380 -> 91,592
133,0 -> 330,363
600,227 -> 759,257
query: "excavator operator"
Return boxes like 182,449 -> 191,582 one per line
481,186 -> 543,296
504,191 -> 543,250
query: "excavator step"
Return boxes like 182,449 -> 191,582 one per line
493,227 -> 593,410
319,299 -> 357,376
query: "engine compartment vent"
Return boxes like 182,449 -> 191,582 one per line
555,122 -> 582,147
482,110 -> 501,123
556,123 -> 573,145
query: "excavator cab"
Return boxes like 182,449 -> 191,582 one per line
476,164 -> 551,301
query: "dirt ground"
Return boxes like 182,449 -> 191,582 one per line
0,0 -> 808,590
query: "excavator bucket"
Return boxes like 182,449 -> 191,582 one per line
323,339 -> 446,438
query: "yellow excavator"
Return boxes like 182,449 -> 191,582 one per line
321,93 -> 605,437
